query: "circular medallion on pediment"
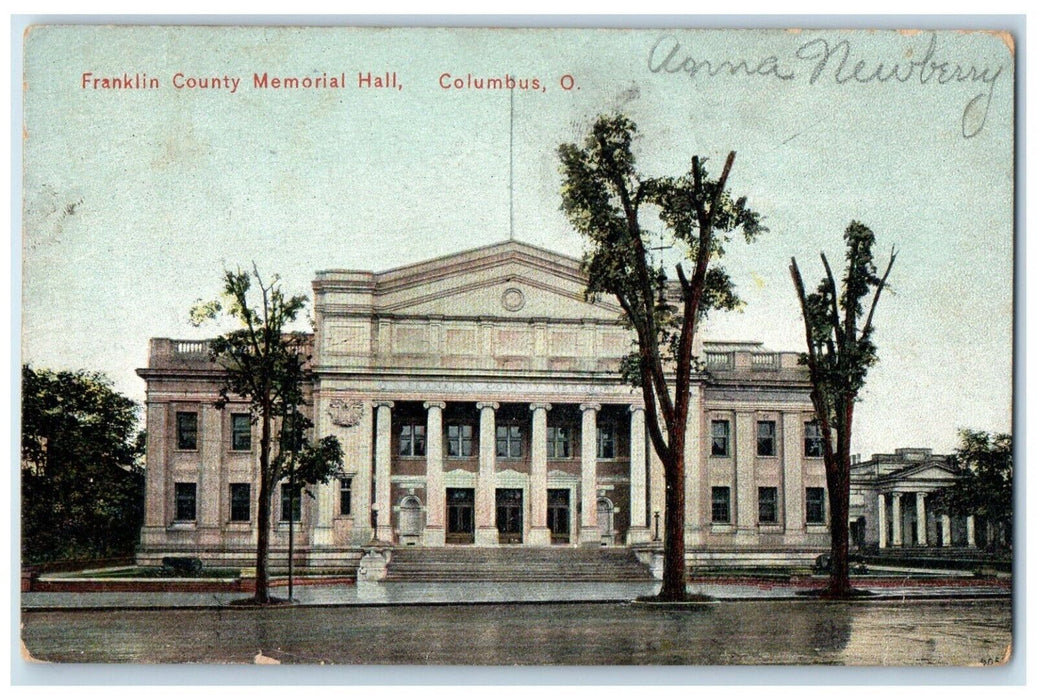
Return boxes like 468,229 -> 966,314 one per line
501,287 -> 525,312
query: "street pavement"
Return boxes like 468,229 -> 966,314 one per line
21,577 -> 1011,610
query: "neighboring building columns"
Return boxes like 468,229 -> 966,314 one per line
627,406 -> 650,544
475,402 -> 500,545
373,400 -> 394,542
877,493 -> 887,549
528,403 -> 552,546
423,401 -> 446,547
967,515 -> 977,547
941,514 -> 952,547
891,492 -> 903,547
143,403 -> 168,530
916,492 -> 928,546
579,403 -> 601,545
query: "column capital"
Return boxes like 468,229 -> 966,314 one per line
891,491 -> 902,500
580,402 -> 602,413
529,402 -> 552,412
629,405 -> 645,414
476,401 -> 499,411
423,401 -> 446,411
372,400 -> 395,409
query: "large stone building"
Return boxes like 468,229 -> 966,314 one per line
136,241 -> 832,572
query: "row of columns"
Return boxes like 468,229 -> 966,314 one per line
370,399 -> 648,546
877,492 -> 976,548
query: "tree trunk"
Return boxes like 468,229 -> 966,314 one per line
825,430 -> 853,596
254,475 -> 272,603
253,400 -> 273,604
658,450 -> 687,601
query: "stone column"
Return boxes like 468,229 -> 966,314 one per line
916,492 -> 928,546
941,514 -> 952,547
423,401 -> 446,546
891,492 -> 903,547
627,406 -> 650,544
782,413 -> 806,543
475,402 -> 500,545
373,401 -> 394,542
579,403 -> 601,545
144,402 -> 168,529
648,435 -> 665,542
877,493 -> 887,549
967,515 -> 976,547
734,411 -> 756,544
197,405 -> 222,546
684,387 -> 703,545
528,403 -> 552,545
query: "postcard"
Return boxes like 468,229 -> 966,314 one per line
18,24 -> 1014,670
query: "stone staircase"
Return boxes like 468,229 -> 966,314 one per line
383,547 -> 654,582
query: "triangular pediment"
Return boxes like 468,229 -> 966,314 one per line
372,241 -> 623,320
881,461 -> 961,485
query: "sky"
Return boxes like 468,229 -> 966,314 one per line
19,25 -> 1014,459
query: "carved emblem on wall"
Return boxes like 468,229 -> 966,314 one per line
328,399 -> 364,427
501,287 -> 525,312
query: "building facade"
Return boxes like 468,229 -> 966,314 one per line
136,241 -> 831,571
849,448 -> 980,551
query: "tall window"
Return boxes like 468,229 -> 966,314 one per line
231,413 -> 252,451
758,486 -> 778,524
711,486 -> 731,523
447,424 -> 473,458
547,426 -> 572,459
176,411 -> 198,450
711,420 -> 730,457
230,483 -> 251,522
804,421 -> 824,458
496,425 -> 523,459
280,483 -> 302,522
757,420 -> 776,457
339,477 -> 352,516
806,487 -> 826,524
399,423 -> 426,457
174,482 -> 197,521
597,425 -> 616,459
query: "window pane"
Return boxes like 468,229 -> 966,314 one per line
231,414 -> 251,451
281,484 -> 301,522
175,482 -> 196,521
757,421 -> 776,456
412,424 -> 426,456
230,483 -> 250,521
711,420 -> 729,457
711,486 -> 730,523
176,412 -> 198,450
806,487 -> 826,524
758,486 -> 778,524
339,477 -> 352,516
805,421 -> 823,458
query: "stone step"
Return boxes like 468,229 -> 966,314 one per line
384,546 -> 653,582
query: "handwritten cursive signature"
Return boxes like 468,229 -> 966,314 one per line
648,33 -> 1005,138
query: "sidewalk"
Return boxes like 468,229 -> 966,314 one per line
21,577 -> 1011,610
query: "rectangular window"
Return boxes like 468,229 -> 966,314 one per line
174,482 -> 197,521
806,487 -> 826,524
597,425 -> 616,459
805,421 -> 824,458
447,424 -> 474,458
547,426 -> 572,459
711,420 -> 730,457
496,425 -> 523,459
231,413 -> 252,451
399,423 -> 426,457
176,411 -> 198,450
711,486 -> 731,524
280,483 -> 302,522
757,420 -> 776,456
339,477 -> 352,516
758,486 -> 778,524
230,483 -> 251,522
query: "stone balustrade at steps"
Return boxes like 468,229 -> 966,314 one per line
383,546 -> 654,582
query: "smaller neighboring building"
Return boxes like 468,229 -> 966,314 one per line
850,448 -> 979,551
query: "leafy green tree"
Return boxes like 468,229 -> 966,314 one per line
559,114 -> 765,601
191,265 -> 343,604
789,222 -> 896,597
21,365 -> 145,563
930,429 -> 1012,551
